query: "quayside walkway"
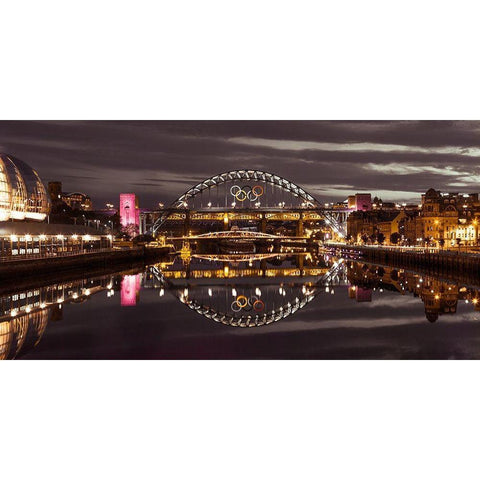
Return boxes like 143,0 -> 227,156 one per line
0,246 -> 170,280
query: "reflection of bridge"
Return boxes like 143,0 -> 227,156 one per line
149,257 -> 345,327
148,170 -> 351,238
192,253 -> 289,262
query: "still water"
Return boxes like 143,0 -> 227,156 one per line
3,251 -> 480,359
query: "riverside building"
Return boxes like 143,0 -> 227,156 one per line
0,154 -> 113,260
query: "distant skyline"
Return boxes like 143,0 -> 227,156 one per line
1,120 -> 479,209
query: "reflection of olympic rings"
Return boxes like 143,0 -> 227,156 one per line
231,295 -> 265,312
230,185 -> 264,202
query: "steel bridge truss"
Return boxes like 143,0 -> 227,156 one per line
152,169 -> 347,237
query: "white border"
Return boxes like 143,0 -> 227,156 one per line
1,2 -> 480,479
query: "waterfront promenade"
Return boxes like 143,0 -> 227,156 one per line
0,245 -> 170,280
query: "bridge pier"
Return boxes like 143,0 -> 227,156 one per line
183,211 -> 191,236
223,213 -> 230,231
260,213 -> 267,233
296,214 -> 304,237
296,254 -> 304,271
260,258 -> 267,277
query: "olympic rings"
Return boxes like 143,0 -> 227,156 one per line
229,185 -> 264,203
253,300 -> 265,312
236,295 -> 248,308
231,295 -> 265,313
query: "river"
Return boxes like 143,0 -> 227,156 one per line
3,251 -> 480,359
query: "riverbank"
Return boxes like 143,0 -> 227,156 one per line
325,243 -> 480,283
0,246 -> 170,282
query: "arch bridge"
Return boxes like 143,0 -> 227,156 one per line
149,170 -> 350,238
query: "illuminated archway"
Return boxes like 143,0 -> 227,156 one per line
152,169 -> 324,234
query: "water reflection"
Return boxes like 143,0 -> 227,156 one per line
4,252 -> 480,359
0,274 -> 119,359
148,253 -> 344,327
345,261 -> 470,323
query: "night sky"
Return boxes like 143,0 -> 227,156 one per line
1,120 -> 480,209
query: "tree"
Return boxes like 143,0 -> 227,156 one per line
377,232 -> 385,244
390,232 -> 401,245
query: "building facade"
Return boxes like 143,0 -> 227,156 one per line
346,188 -> 480,247
347,193 -> 372,211
0,154 -> 50,221
119,193 -> 140,230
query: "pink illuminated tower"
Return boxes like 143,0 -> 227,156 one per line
119,193 -> 140,228
121,274 -> 141,306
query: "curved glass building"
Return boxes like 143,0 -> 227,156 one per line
0,154 -> 50,221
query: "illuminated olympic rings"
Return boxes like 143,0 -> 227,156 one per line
231,295 -> 265,313
230,185 -> 264,202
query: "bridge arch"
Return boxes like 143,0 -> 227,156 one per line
173,170 -> 318,208
152,169 -> 320,234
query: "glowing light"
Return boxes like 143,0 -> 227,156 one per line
39,234 -> 46,240
40,303 -> 46,309
25,306 -> 31,313
208,288 -> 212,297
83,235 -> 91,241
57,234 -> 64,240
10,309 -> 17,317
25,234 -> 32,241
10,235 -> 17,242
232,288 -> 237,297
72,234 -> 78,240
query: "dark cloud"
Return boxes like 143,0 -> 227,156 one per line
1,120 -> 479,208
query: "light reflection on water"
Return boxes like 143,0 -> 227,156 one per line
3,252 -> 480,359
